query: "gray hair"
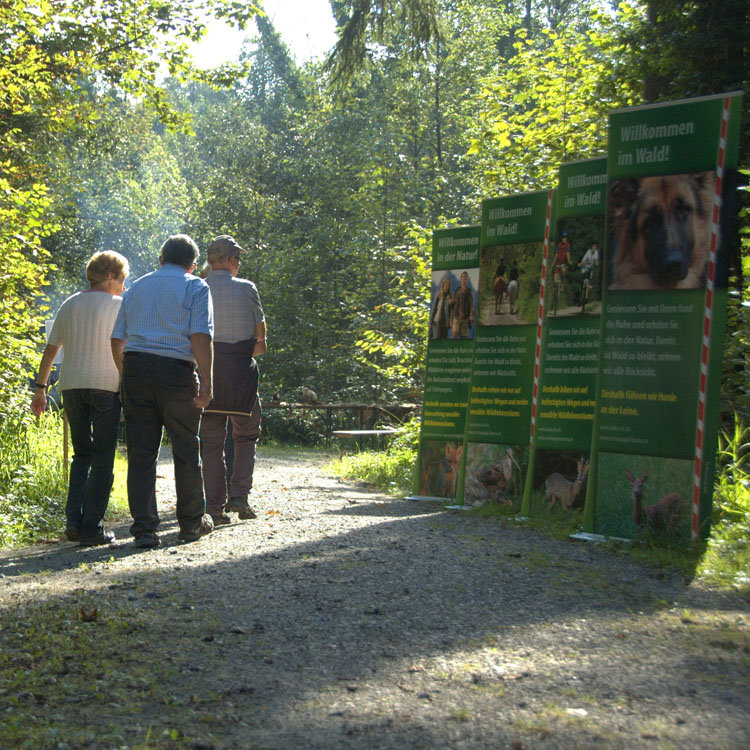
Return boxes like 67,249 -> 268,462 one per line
159,234 -> 199,269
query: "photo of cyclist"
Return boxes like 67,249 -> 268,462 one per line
578,240 -> 600,313
553,231 -> 572,276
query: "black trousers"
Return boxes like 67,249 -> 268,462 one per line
121,352 -> 206,536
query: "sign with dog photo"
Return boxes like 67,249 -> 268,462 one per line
585,92 -> 743,543
410,225 -> 480,501
521,158 -> 607,519
455,190 -> 552,509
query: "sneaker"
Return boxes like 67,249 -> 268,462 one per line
228,497 -> 257,520
178,514 -> 214,542
64,527 -> 80,542
211,513 -> 232,526
79,530 -> 116,547
134,531 -> 161,549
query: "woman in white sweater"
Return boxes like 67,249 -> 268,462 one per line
31,251 -> 129,546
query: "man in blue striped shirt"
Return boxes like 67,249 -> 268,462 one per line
111,234 -> 215,548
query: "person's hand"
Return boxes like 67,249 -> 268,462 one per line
31,391 -> 47,417
193,385 -> 212,409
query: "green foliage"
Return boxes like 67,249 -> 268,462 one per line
0,412 -> 67,548
721,172 -> 750,424
108,449 -> 131,521
466,12 -> 637,195
262,409 -> 334,445
354,224 -> 432,395
43,101 -> 192,294
333,446 -> 417,494
612,0 -> 748,102
331,415 -> 421,495
327,0 -> 442,86
700,418 -> 750,593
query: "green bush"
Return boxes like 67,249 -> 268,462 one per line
699,417 -> 750,593
0,408 -> 67,547
330,416 -> 420,495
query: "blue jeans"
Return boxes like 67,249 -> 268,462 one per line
62,388 -> 121,541
121,352 -> 206,536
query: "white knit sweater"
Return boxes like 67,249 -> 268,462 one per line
47,291 -> 122,392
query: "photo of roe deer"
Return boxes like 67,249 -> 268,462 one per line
527,450 -> 590,516
594,451 -> 692,543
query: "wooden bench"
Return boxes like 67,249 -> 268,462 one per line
332,427 -> 401,452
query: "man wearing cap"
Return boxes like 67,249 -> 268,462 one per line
111,234 -> 215,548
200,234 -> 267,524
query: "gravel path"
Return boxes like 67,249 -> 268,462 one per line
1,449 -> 749,750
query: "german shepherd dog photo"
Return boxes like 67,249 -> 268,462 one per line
609,171 -> 714,290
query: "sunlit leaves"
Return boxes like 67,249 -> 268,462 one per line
465,15 -> 635,194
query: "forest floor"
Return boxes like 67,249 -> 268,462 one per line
1,449 -> 749,750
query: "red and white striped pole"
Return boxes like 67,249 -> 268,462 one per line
692,96 -> 730,541
530,190 -> 555,441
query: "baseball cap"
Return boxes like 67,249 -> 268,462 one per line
206,235 -> 245,263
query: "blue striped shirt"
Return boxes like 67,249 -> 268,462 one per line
111,264 -> 214,362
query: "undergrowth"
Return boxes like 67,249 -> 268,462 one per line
0,410 -> 67,547
699,418 -> 750,592
329,416 -> 420,494
0,409 -> 130,548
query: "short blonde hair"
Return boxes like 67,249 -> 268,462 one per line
86,251 -> 130,286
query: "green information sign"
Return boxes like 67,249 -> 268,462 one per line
585,92 -> 742,545
411,225 -> 480,501
522,158 -> 607,518
456,191 -> 552,508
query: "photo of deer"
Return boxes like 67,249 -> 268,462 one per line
625,468 -> 687,532
546,456 -> 589,511
527,450 -> 590,517
595,452 -> 692,543
462,442 -> 527,509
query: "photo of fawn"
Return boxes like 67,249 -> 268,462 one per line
595,452 -> 692,541
625,468 -> 687,532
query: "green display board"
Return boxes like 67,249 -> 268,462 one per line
522,158 -> 607,518
456,191 -> 553,508
410,225 -> 480,501
585,92 -> 743,544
